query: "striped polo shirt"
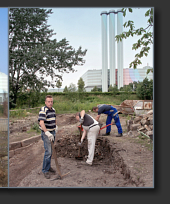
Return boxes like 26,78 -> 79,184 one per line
38,106 -> 56,131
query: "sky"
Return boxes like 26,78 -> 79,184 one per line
0,8 -> 8,75
0,7 -> 153,89
46,7 -> 153,89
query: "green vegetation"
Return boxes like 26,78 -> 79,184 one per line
10,92 -> 139,118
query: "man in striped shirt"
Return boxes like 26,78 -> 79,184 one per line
38,95 -> 58,179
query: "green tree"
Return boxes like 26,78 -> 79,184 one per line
56,79 -> 62,92
136,78 -> 153,100
115,8 -> 153,71
91,86 -> 101,92
77,77 -> 86,92
63,85 -> 68,93
108,84 -> 118,95
9,8 -> 87,106
68,83 -> 77,92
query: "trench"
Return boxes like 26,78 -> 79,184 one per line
54,134 -> 141,187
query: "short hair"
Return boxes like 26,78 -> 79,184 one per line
45,95 -> 53,101
92,107 -> 98,111
75,112 -> 80,117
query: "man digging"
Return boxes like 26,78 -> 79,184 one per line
92,104 -> 123,137
75,110 -> 100,166
38,95 -> 58,179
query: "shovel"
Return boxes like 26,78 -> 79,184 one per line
50,141 -> 70,180
75,124 -> 83,160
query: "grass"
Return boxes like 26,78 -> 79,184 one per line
10,93 -> 139,118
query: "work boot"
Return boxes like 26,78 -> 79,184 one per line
102,132 -> 110,136
116,133 -> 123,137
43,172 -> 50,179
49,167 -> 56,174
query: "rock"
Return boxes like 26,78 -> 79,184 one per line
134,116 -> 143,124
144,125 -> 151,131
127,120 -> 133,132
140,119 -> 150,126
130,124 -> 141,131
147,110 -> 153,115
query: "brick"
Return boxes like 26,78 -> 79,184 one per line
9,141 -> 21,150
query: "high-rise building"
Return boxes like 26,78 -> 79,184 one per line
81,66 -> 153,92
0,72 -> 8,103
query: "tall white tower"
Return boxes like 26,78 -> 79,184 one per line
109,10 -> 116,87
101,11 -> 108,92
117,10 -> 124,89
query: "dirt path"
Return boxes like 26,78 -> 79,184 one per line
9,113 -> 153,188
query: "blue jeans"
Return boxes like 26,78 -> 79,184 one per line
41,130 -> 55,173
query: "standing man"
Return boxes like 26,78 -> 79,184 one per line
92,104 -> 123,137
75,110 -> 100,166
38,95 -> 58,179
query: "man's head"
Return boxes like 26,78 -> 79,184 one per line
75,112 -> 80,121
92,107 -> 98,113
45,95 -> 53,109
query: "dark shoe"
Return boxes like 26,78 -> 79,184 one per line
102,132 -> 110,136
49,167 -> 56,174
43,172 -> 50,179
116,133 -> 123,137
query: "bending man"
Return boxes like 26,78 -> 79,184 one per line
92,104 -> 123,137
75,110 -> 100,166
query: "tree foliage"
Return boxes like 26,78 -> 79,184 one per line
115,8 -> 153,70
91,86 -> 102,92
136,77 -> 153,100
9,8 -> 87,106
68,83 -> 77,92
77,77 -> 86,92
108,84 -> 118,95
63,86 -> 68,93
56,79 -> 62,92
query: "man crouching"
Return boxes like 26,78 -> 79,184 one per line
75,110 -> 100,166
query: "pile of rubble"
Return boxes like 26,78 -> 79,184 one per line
127,110 -> 153,140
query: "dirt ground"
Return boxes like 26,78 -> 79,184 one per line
9,112 -> 153,188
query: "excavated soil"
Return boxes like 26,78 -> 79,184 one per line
9,112 -> 153,188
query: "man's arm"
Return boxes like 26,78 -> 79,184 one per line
39,120 -> 47,132
80,110 -> 85,118
95,114 -> 100,121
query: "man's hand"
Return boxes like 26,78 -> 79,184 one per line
79,117 -> 84,124
78,139 -> 83,147
55,125 -> 58,133
45,131 -> 54,142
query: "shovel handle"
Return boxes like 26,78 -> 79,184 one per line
51,142 -> 62,178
